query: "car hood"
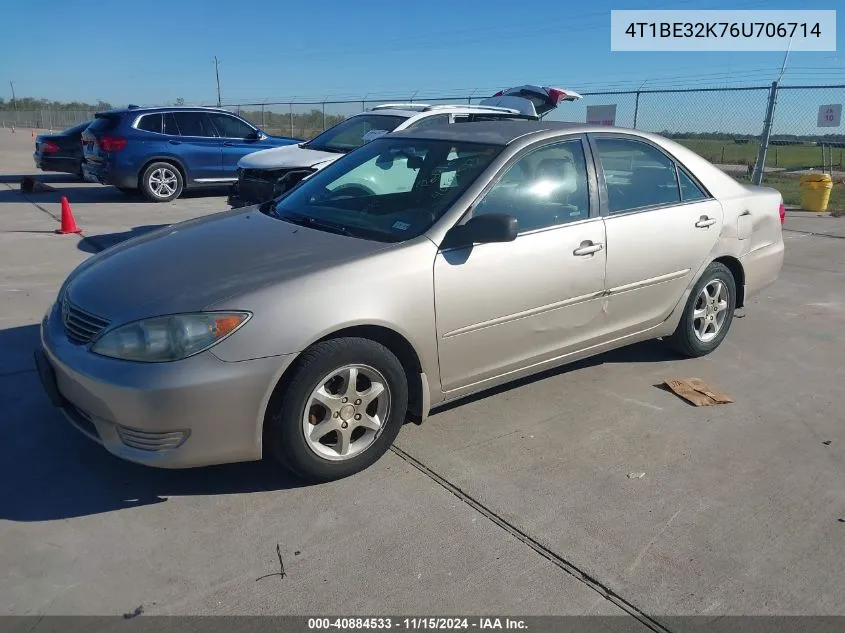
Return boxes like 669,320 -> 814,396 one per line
65,208 -> 393,324
237,144 -> 342,170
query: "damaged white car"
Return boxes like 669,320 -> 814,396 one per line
227,85 -> 581,207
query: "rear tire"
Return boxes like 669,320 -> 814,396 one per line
140,162 -> 183,202
666,262 -> 736,358
265,337 -> 408,482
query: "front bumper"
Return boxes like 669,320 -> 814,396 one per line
35,301 -> 294,468
226,182 -> 250,209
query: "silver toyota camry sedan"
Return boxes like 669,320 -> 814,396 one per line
35,120 -> 785,481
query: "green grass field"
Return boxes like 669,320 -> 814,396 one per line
676,138 -> 844,170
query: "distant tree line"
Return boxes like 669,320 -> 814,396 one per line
0,97 -> 114,111
660,130 -> 845,143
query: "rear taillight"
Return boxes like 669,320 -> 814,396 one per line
779,202 -> 786,225
41,140 -> 60,153
99,136 -> 127,152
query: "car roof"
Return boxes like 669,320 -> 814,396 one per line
97,106 -> 236,116
388,120 -> 592,145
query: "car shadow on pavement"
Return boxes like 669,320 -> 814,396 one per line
0,181 -> 230,205
430,338 -> 682,416
0,173 -> 83,185
77,225 -> 169,253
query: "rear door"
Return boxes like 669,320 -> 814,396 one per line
170,111 -> 224,182
588,134 -> 724,338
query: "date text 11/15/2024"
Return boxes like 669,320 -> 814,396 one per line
307,617 -> 528,630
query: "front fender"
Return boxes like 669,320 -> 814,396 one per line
206,238 -> 442,389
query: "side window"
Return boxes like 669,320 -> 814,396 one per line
594,138 -> 680,214
172,112 -> 217,137
136,114 -> 162,133
209,113 -> 255,138
163,112 -> 180,135
405,114 -> 451,130
678,167 -> 708,201
474,139 -> 591,233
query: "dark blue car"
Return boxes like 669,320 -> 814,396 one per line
81,106 -> 301,202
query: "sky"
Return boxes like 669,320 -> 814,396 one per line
0,0 -> 842,124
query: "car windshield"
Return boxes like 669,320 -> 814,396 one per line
269,137 -> 503,242
302,114 -> 408,153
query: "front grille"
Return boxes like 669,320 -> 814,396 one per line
116,425 -> 188,451
62,298 -> 110,345
238,170 -> 278,205
238,168 -> 316,205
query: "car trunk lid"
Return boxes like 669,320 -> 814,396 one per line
479,85 -> 582,118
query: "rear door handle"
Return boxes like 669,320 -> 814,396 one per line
168,140 -> 182,145
695,216 -> 717,228
573,241 -> 604,256
223,141 -> 235,146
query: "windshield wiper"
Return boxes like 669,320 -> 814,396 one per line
279,213 -> 354,237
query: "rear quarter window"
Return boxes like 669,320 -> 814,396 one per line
136,114 -> 163,133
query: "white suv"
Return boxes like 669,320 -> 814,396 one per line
228,85 -> 581,207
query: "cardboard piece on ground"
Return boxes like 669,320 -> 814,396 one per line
663,378 -> 733,407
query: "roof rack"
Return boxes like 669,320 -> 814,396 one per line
369,103 -> 432,111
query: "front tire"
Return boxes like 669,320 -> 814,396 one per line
666,262 -> 737,358
266,337 -> 408,482
140,162 -> 183,202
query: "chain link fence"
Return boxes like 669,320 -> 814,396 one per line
4,84 -> 844,184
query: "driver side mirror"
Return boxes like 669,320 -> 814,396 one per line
443,213 -> 519,249
247,129 -> 262,140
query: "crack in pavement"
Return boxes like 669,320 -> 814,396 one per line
2,182 -> 63,224
783,228 -> 845,241
389,445 -> 673,633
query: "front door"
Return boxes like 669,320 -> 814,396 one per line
434,137 -> 607,393
207,113 -> 272,179
589,135 -> 725,338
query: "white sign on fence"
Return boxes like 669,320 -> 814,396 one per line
817,104 -> 842,127
587,104 -> 617,126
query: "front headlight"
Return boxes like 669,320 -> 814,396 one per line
90,312 -> 251,362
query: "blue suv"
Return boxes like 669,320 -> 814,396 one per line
81,106 -> 301,202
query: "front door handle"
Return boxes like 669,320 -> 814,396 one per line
573,241 -> 604,256
223,141 -> 235,146
168,140 -> 182,145
695,216 -> 717,228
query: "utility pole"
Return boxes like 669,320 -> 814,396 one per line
751,37 -> 792,186
9,80 -> 16,110
214,57 -> 221,107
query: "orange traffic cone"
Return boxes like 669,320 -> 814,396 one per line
56,196 -> 82,235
